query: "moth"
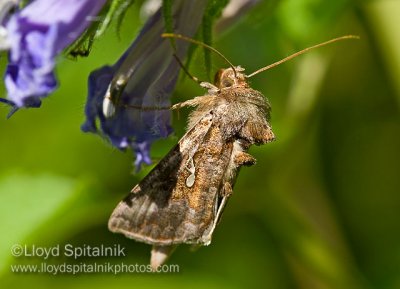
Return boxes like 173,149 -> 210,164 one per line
108,34 -> 358,270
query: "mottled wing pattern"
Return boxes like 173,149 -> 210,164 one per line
108,111 -> 234,246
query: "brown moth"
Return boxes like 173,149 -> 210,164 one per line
108,34 -> 358,270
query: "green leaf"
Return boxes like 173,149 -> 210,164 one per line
183,29 -> 201,82
162,0 -> 175,49
162,0 -> 173,34
113,0 -> 136,38
0,172 -> 77,272
67,0 -> 135,58
201,0 -> 229,79
0,171 -> 115,276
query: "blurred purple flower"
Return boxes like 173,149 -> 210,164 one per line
82,0 -> 207,171
0,0 -> 106,114
0,1 -> 19,50
216,0 -> 260,31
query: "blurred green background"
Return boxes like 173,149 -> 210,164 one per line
0,0 -> 399,288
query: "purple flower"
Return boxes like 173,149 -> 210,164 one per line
82,0 -> 207,171
1,0 -> 106,114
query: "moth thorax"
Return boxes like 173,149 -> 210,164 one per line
214,67 -> 248,89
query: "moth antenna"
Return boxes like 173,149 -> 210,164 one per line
124,104 -> 171,111
162,33 -> 238,78
246,35 -> 360,78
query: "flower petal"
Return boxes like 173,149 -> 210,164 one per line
82,0 -> 207,171
1,0 -> 106,110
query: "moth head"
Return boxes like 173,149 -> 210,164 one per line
214,66 -> 248,89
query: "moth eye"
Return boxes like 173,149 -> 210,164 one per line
222,79 -> 233,88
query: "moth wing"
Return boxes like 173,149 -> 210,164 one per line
108,112 -> 227,245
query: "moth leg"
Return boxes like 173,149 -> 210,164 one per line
172,53 -> 204,85
201,183 -> 232,245
171,95 -> 216,110
234,151 -> 256,167
200,82 -> 220,94
172,54 -> 219,94
221,182 -> 233,197
214,183 -> 232,227
150,245 -> 177,271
